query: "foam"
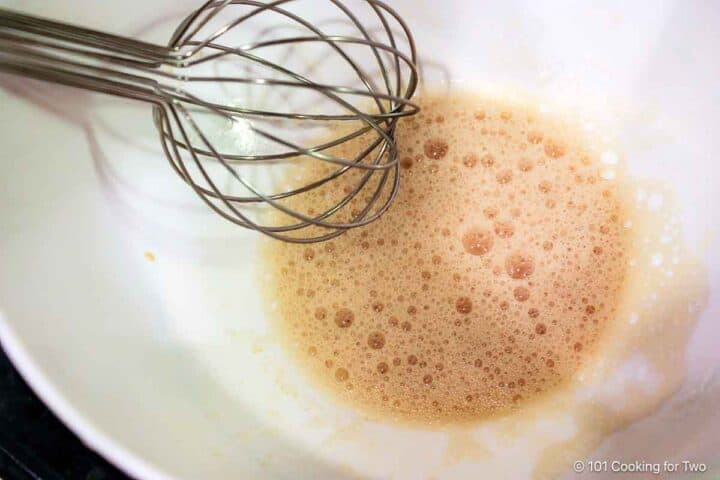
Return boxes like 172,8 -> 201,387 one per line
264,93 -> 628,423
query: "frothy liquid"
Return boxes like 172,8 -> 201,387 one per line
264,93 -> 628,423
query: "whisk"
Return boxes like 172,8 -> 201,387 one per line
0,0 -> 418,242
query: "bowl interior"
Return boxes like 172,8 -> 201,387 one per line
0,0 -> 719,479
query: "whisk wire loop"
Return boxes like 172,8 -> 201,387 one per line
0,0 -> 419,242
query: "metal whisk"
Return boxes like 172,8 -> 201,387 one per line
0,0 -> 418,242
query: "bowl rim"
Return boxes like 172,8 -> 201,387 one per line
0,311 -> 171,480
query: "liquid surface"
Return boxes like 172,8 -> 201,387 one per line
263,93 -> 629,423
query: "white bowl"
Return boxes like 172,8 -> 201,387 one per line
1,0 -> 719,478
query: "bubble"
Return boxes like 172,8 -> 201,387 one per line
518,158 -> 534,172
335,367 -> 350,381
335,308 -> 354,328
462,228 -> 494,256
315,307 -> 327,320
494,221 -> 515,239
535,323 -> 547,334
574,342 -> 583,352
527,132 -> 543,144
496,169 -> 513,184
408,354 -> 418,365
474,111 -> 486,120
456,297 -> 473,314
543,140 -> 566,158
481,154 -> 495,167
401,321 -> 412,331
585,305 -> 596,314
538,181 -> 552,193
308,346 -> 317,356
505,252 -> 535,279
373,302 -> 384,312
377,362 -> 389,374
393,357 -> 402,366
546,359 -> 555,368
513,286 -> 530,302
400,157 -> 413,169
463,153 -> 478,168
423,374 -> 434,384
543,241 -> 554,251
304,248 -> 315,261
500,111 -> 512,121
593,246 -> 603,255
474,359 -> 483,368
368,332 -> 386,349
483,207 -> 499,219
424,139 -> 449,159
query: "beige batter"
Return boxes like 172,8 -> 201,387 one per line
263,93 -> 629,423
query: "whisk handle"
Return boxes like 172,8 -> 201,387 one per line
0,57 -> 166,105
0,8 -> 173,66
0,8 -> 175,104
